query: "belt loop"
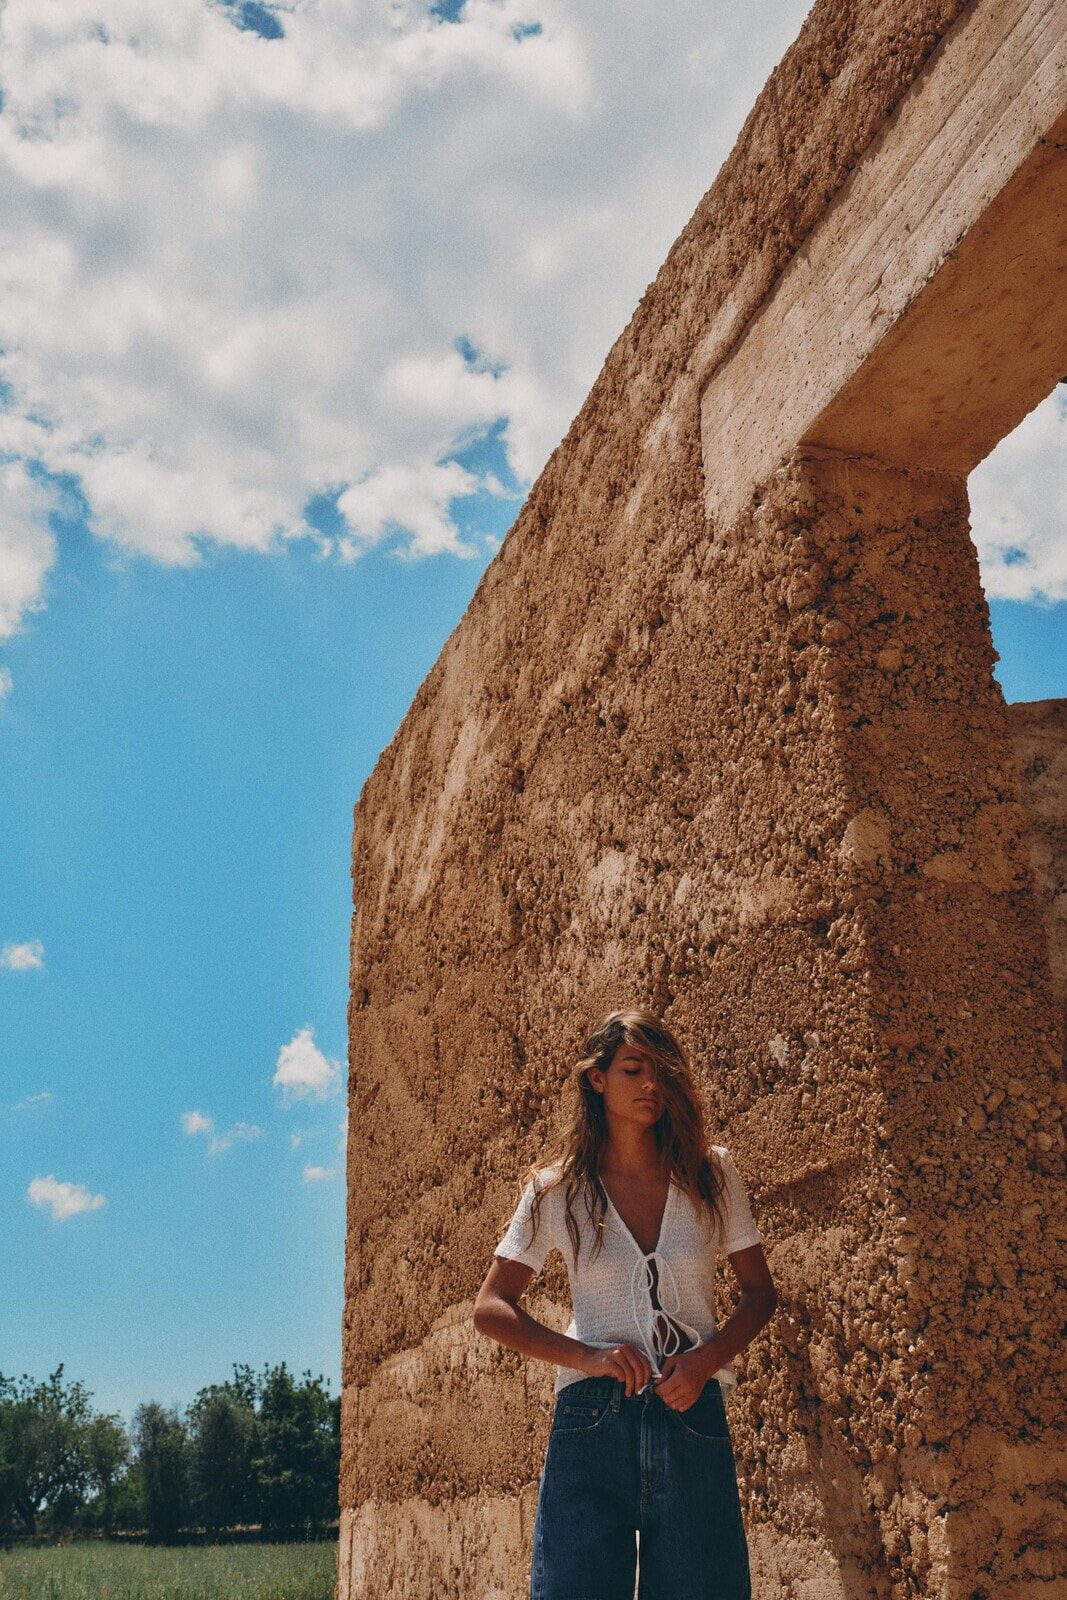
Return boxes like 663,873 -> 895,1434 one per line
611,1380 -> 622,1413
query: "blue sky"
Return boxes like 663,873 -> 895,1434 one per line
0,443 -> 518,1419
0,1 -> 1064,1425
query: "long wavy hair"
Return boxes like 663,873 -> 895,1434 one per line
515,1009 -> 728,1269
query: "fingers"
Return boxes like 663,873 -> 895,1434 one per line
629,1344 -> 653,1392
607,1348 -> 634,1395
605,1349 -> 630,1394
629,1347 -> 652,1394
608,1345 -> 653,1397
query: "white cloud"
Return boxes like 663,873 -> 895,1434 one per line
0,462 -> 60,640
181,1108 -> 213,1136
0,666 -> 12,698
337,458 -> 483,560
1,939 -> 45,970
11,1090 -> 52,1111
181,1108 -> 262,1153
302,1163 -> 334,1182
0,0 -> 816,627
209,1121 -> 263,1155
273,1025 -> 342,1104
28,1174 -> 106,1222
970,389 -> 1067,602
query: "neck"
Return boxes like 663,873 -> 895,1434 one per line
600,1123 -> 665,1177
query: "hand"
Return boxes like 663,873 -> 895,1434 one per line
579,1342 -> 653,1397
652,1348 -> 714,1412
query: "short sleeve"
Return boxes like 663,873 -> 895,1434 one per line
495,1174 -> 556,1274
715,1147 -> 763,1254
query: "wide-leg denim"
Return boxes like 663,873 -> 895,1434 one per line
529,1375 -> 751,1600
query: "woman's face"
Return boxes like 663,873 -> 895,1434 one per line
589,1041 -> 662,1126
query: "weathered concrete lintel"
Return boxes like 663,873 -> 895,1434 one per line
700,0 -> 1067,528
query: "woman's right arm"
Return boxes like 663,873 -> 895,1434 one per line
474,1257 -> 591,1370
473,1257 -> 653,1395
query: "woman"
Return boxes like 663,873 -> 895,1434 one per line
473,1009 -> 777,1600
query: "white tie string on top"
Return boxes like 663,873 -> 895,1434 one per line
628,1249 -> 704,1389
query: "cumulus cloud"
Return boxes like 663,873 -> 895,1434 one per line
1,939 -> 45,970
970,388 -> 1067,602
302,1163 -> 334,1182
338,458 -> 485,560
0,667 -> 12,699
181,1108 -> 262,1153
0,462 -> 61,640
0,0 -> 819,630
274,1025 -> 342,1104
0,0 -> 1057,625
181,1108 -> 213,1136
28,1174 -> 106,1222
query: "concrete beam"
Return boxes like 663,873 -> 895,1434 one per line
700,0 -> 1067,529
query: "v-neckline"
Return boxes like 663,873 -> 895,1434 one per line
603,1174 -> 675,1259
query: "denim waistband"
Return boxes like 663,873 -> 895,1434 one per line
557,1374 -> 722,1411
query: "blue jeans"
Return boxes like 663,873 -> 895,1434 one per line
530,1375 -> 752,1600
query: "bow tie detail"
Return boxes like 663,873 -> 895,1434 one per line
628,1250 -> 703,1390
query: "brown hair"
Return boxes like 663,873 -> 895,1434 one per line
516,1009 -> 728,1268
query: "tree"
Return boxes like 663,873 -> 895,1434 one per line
220,1364 -> 260,1411
0,1361 -> 341,1543
132,1402 -> 190,1543
0,1367 -> 93,1534
188,1385 -> 255,1534
107,1461 -> 145,1533
251,1364 -> 339,1536
0,1374 -> 18,1537
84,1412 -> 130,1537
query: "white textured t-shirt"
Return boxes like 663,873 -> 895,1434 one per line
495,1146 -> 763,1396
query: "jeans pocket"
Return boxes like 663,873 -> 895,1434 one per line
550,1396 -> 611,1435
673,1380 -> 730,1440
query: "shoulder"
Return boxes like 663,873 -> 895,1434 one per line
515,1164 -> 563,1205
531,1164 -> 567,1209
709,1145 -> 751,1190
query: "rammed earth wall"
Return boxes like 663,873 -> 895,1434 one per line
338,2 -> 1066,1595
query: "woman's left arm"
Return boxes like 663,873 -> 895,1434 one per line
656,1243 -> 777,1408
695,1242 -> 778,1376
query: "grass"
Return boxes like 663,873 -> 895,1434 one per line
0,1541 -> 337,1600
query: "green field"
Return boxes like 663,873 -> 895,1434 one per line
0,1542 -> 337,1600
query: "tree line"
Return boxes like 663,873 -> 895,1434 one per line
0,1363 -> 340,1542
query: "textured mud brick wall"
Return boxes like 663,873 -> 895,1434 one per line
339,3 -> 1065,1598
1012,699 -> 1067,1046
720,454 -> 1064,1600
